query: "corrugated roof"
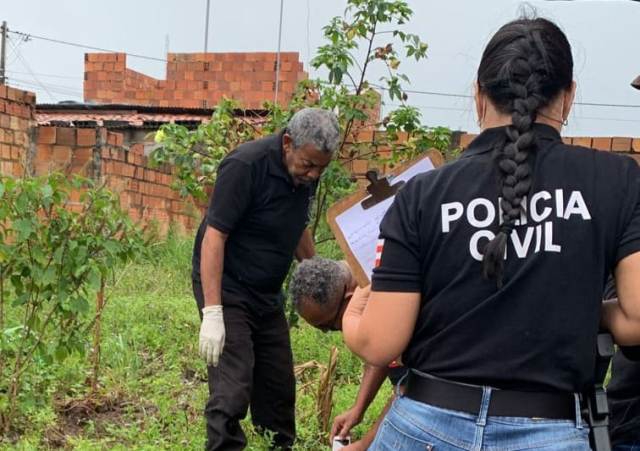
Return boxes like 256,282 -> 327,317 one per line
35,103 -> 269,129
37,102 -> 269,116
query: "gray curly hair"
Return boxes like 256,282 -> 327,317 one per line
286,108 -> 340,154
290,257 -> 346,309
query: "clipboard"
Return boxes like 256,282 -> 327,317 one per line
327,149 -> 444,287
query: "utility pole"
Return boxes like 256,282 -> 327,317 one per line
274,0 -> 284,105
0,21 -> 7,85
204,0 -> 211,53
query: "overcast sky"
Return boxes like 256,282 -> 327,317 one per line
3,0 -> 639,136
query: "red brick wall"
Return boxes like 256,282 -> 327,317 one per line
4,85 -> 640,235
34,125 -> 201,234
100,139 -> 201,234
458,133 -> 640,163
0,86 -> 201,235
84,52 -> 307,109
0,84 -> 36,177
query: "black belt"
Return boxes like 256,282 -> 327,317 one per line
405,372 -> 577,421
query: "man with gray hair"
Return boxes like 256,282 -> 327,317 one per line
290,258 -> 406,450
192,108 -> 340,450
290,257 -> 356,332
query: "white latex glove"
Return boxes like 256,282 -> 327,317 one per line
199,305 -> 225,366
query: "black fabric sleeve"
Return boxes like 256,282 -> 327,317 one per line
616,160 -> 640,263
206,158 -> 253,234
620,346 -> 640,361
371,180 -> 422,293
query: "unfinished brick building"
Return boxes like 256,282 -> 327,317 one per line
83,52 -> 307,109
2,50 -> 639,234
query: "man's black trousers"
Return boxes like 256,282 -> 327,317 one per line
193,280 -> 296,451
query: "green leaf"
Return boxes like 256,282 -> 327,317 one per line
53,245 -> 65,264
155,129 -> 166,143
103,240 -> 121,255
69,296 -> 89,314
12,293 -> 29,307
54,344 -> 68,362
3,325 -> 25,337
73,264 -> 88,278
42,266 -> 57,286
14,219 -> 35,241
41,183 -> 53,198
86,269 -> 101,290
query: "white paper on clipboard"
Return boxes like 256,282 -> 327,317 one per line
334,157 -> 436,280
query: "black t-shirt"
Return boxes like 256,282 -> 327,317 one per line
603,279 -> 640,445
372,123 -> 640,393
192,132 -> 317,315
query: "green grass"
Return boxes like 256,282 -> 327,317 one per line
1,233 -> 391,450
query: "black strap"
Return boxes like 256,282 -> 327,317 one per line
405,372 -> 576,421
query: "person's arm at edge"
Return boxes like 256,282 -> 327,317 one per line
200,225 -> 228,307
198,225 -> 228,366
343,287 -> 420,367
602,251 -> 640,346
295,228 -> 315,261
347,391 -> 398,451
351,364 -> 389,424
331,364 -> 388,440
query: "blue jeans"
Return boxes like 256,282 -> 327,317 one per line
370,385 -> 590,450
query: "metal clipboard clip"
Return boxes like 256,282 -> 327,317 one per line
360,169 -> 405,210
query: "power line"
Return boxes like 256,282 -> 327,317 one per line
388,102 -> 471,113
8,29 -> 168,63
306,0 -> 312,77
8,37 -> 57,102
573,101 -> 640,108
0,21 -> 6,84
8,28 -> 640,109
403,88 -> 473,100
7,28 -> 640,111
10,77 -> 83,95
375,83 -> 640,108
204,0 -> 211,53
388,102 -> 640,124
10,81 -> 80,97
9,80 -> 83,100
274,0 -> 285,105
7,69 -> 83,80
6,35 -> 27,67
575,115 -> 640,123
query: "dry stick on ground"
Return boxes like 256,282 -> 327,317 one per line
89,276 -> 106,392
0,271 -> 4,376
0,271 -> 4,432
294,360 -> 324,377
317,346 -> 339,441
3,298 -> 58,434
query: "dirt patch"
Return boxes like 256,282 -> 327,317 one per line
181,366 -> 207,383
43,392 -> 156,449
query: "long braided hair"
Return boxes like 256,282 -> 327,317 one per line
477,18 -> 573,285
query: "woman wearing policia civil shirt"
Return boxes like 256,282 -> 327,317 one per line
343,17 -> 640,451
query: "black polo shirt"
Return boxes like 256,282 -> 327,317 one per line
192,132 -> 317,315
604,279 -> 640,445
372,123 -> 640,393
